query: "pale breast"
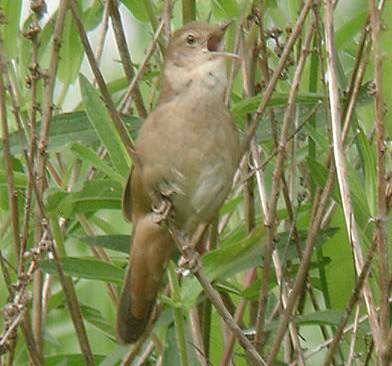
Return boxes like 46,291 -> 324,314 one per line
136,85 -> 239,234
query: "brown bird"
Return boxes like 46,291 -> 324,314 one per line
117,21 -> 240,344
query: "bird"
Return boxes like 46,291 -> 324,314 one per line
117,20 -> 240,344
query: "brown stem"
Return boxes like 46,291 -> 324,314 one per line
0,43 -> 21,269
324,0 -> 381,352
254,23 -> 314,349
239,0 -> 314,158
322,239 -> 377,365
368,1 -> 389,360
69,0 -> 139,166
108,0 -> 147,118
119,20 -> 164,113
266,169 -> 334,364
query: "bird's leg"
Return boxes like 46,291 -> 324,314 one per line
176,229 -> 202,275
151,195 -> 172,224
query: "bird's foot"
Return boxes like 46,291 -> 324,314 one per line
151,198 -> 172,224
179,247 -> 201,274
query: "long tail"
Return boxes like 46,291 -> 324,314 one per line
117,215 -> 172,343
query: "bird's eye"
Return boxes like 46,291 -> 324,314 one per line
186,34 -> 195,45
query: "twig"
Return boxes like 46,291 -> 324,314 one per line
108,0 -> 147,118
168,262 -> 189,366
306,297 -> 392,359
166,221 -> 267,366
266,166 -> 334,364
0,229 -> 51,366
346,305 -> 360,366
34,1 -> 70,353
37,0 -> 68,194
254,23 -> 314,350
0,42 -> 21,268
239,0 -> 314,158
119,20 -> 164,113
322,238 -> 377,365
69,0 -> 139,165
33,193 -> 96,365
189,308 -> 208,366
134,341 -> 155,366
224,19 -> 242,106
163,0 -> 173,41
368,1 -> 389,360
324,0 -> 381,353
243,102 -> 321,182
94,0 -> 110,68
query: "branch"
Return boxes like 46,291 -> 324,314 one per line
324,0 -> 381,353
69,0 -> 139,166
108,0 -> 147,118
368,1 -> 389,358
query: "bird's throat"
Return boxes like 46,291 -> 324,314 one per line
160,58 -> 227,102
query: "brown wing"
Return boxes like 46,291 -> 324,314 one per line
122,167 -> 134,222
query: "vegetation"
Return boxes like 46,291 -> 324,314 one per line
0,0 -> 391,365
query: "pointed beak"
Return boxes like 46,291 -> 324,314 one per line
219,20 -> 232,33
207,20 -> 232,52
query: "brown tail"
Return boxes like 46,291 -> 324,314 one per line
117,215 -> 172,343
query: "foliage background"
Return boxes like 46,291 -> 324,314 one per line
0,0 -> 391,365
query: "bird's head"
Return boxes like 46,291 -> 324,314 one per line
160,21 -> 239,101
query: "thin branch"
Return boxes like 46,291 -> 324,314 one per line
163,0 -> 173,41
69,0 -> 139,166
324,0 -> 381,353
165,220 -> 267,366
108,0 -> 147,118
322,238 -> 377,365
0,43 -> 21,266
346,306 -> 360,366
119,20 -> 164,113
94,0 -> 110,67
368,0 -> 389,358
239,0 -> 314,158
254,23 -> 314,349
266,167 -> 335,364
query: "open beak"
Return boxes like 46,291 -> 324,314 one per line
206,20 -> 241,62
207,20 -> 232,52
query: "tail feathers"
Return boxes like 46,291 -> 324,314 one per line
116,290 -> 154,344
116,215 -> 173,343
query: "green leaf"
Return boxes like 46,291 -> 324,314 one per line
265,310 -> 344,332
231,93 -> 323,120
294,310 -> 343,326
45,179 -> 122,218
181,226 -> 266,306
79,235 -> 131,254
381,2 -> 392,137
335,11 -> 367,48
0,170 -> 27,187
2,0 -> 22,59
119,0 -> 149,22
212,0 -> 241,18
44,354 -> 105,366
304,123 -> 329,152
84,1 -> 104,31
307,158 -> 340,203
80,304 -> 116,339
39,257 -> 124,283
79,75 -> 131,177
70,143 -> 124,183
4,111 -> 141,155
356,128 -> 377,216
58,10 -> 84,85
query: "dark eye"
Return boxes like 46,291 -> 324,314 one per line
186,34 -> 195,45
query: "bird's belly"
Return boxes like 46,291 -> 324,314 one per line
170,159 -> 231,232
